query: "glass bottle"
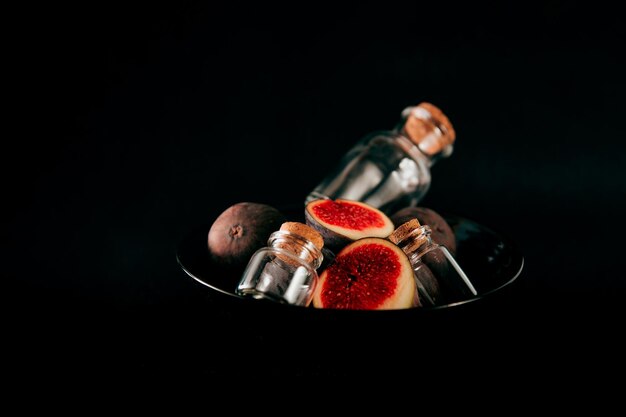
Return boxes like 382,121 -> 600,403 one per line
236,222 -> 324,307
388,218 -> 477,307
305,102 -> 456,215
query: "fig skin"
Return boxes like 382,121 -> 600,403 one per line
305,199 -> 395,252
312,237 -> 417,310
389,206 -> 457,255
208,202 -> 287,268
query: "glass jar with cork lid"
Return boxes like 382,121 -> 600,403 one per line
236,222 -> 325,307
305,102 -> 456,215
388,218 -> 477,307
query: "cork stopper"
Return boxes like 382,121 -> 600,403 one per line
400,102 -> 456,157
388,218 -> 429,254
280,222 -> 324,251
270,222 -> 325,268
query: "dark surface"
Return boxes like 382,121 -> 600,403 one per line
6,1 -> 626,383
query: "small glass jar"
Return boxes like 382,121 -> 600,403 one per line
305,102 -> 456,215
236,223 -> 324,307
389,219 -> 477,307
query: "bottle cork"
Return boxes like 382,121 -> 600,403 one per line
400,102 -> 456,157
388,218 -> 429,254
274,222 -> 324,266
279,222 -> 324,251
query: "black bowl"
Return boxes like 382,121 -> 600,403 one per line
175,209 -> 524,376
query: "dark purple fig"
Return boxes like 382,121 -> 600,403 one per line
208,202 -> 286,267
389,206 -> 457,255
304,199 -> 395,252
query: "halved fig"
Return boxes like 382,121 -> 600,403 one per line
312,237 -> 417,310
304,199 -> 395,251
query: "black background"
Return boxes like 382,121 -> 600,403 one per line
6,1 -> 626,384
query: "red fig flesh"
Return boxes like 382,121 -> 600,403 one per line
305,199 -> 395,251
312,237 -> 417,310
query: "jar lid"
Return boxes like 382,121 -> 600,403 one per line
399,102 -> 456,158
388,219 -> 429,254
280,222 -> 324,251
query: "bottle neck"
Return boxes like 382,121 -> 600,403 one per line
268,230 -> 323,269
